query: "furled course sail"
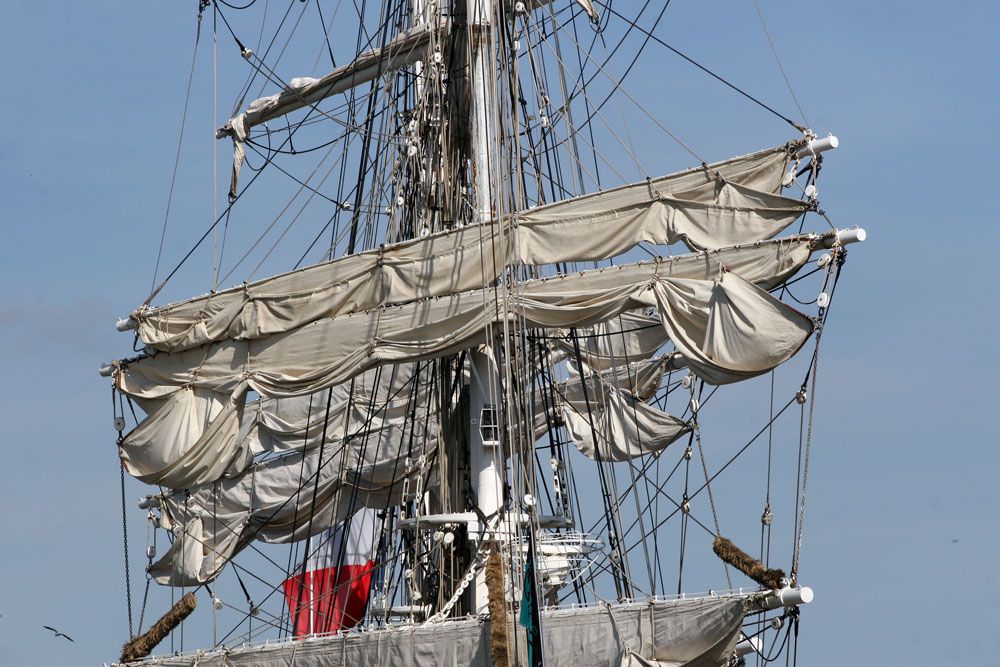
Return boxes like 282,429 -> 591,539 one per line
129,596 -> 745,667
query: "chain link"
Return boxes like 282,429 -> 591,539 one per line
120,459 -> 134,638
424,516 -> 500,624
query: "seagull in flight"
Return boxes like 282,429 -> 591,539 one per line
43,625 -> 75,642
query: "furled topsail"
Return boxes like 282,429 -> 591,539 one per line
116,237 -> 815,489
128,146 -> 808,353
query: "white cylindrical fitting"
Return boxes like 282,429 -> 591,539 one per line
735,635 -> 762,657
99,362 -> 114,377
820,227 -> 867,248
795,135 -> 839,159
835,227 -> 867,245
138,495 -> 161,510
116,317 -> 137,332
763,586 -> 814,609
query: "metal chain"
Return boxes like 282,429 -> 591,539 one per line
120,460 -> 134,638
424,547 -> 487,624
791,334 -> 821,584
424,516 -> 500,624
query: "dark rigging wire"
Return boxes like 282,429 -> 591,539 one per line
150,7 -> 205,295
595,1 -> 806,132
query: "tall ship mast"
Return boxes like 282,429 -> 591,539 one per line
103,1 -> 865,665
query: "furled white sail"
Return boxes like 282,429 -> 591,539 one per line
118,241 -> 813,399
121,364 -> 432,489
218,23 -> 446,198
129,147 -> 806,353
240,365 -> 432,458
149,439 -> 428,587
219,24 -> 444,139
556,367 -> 690,462
550,310 -> 669,371
120,384 -> 248,487
124,320 -> 672,489
137,596 -> 745,666
116,245 -> 811,490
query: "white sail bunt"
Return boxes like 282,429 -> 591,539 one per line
149,435 -> 428,586
130,146 -> 807,353
218,23 -> 446,139
218,22 -> 448,198
549,310 -> 670,371
115,238 -> 813,488
126,349 -> 673,491
148,361 -> 690,583
239,363 -> 432,457
118,240 -> 813,398
135,596 -> 745,666
121,363 -> 433,489
149,373 -> 687,584
556,367 -> 690,462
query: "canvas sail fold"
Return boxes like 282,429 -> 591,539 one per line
138,597 -> 744,666
556,368 -> 690,462
119,385 -> 248,488
119,245 -> 812,400
653,270 -> 814,385
550,311 -> 669,371
218,22 -> 446,197
219,23 -> 444,139
118,249 -> 810,489
130,148 -> 806,354
120,364 -> 433,490
149,439 -> 426,586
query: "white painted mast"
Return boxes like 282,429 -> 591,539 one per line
466,0 -> 504,616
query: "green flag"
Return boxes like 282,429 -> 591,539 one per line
519,539 -> 544,666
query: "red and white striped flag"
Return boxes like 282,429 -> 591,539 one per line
283,508 -> 379,637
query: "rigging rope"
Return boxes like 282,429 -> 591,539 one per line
596,2 -> 806,132
149,7 -> 204,295
691,382 -> 733,589
752,0 -> 810,127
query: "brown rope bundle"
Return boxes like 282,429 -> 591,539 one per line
712,536 -> 786,590
485,546 -> 510,667
120,592 -> 197,664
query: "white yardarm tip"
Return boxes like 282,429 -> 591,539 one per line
836,227 -> 866,245
116,317 -> 137,332
820,228 -> 866,248
795,134 -> 839,159
99,363 -> 114,377
777,586 -> 814,606
735,635 -> 763,657
763,586 -> 815,609
138,496 -> 161,510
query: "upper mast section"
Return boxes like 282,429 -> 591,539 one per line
467,0 -> 498,223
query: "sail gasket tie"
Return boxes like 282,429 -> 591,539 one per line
712,536 -> 786,590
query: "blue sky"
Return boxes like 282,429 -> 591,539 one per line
0,1 -> 997,664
